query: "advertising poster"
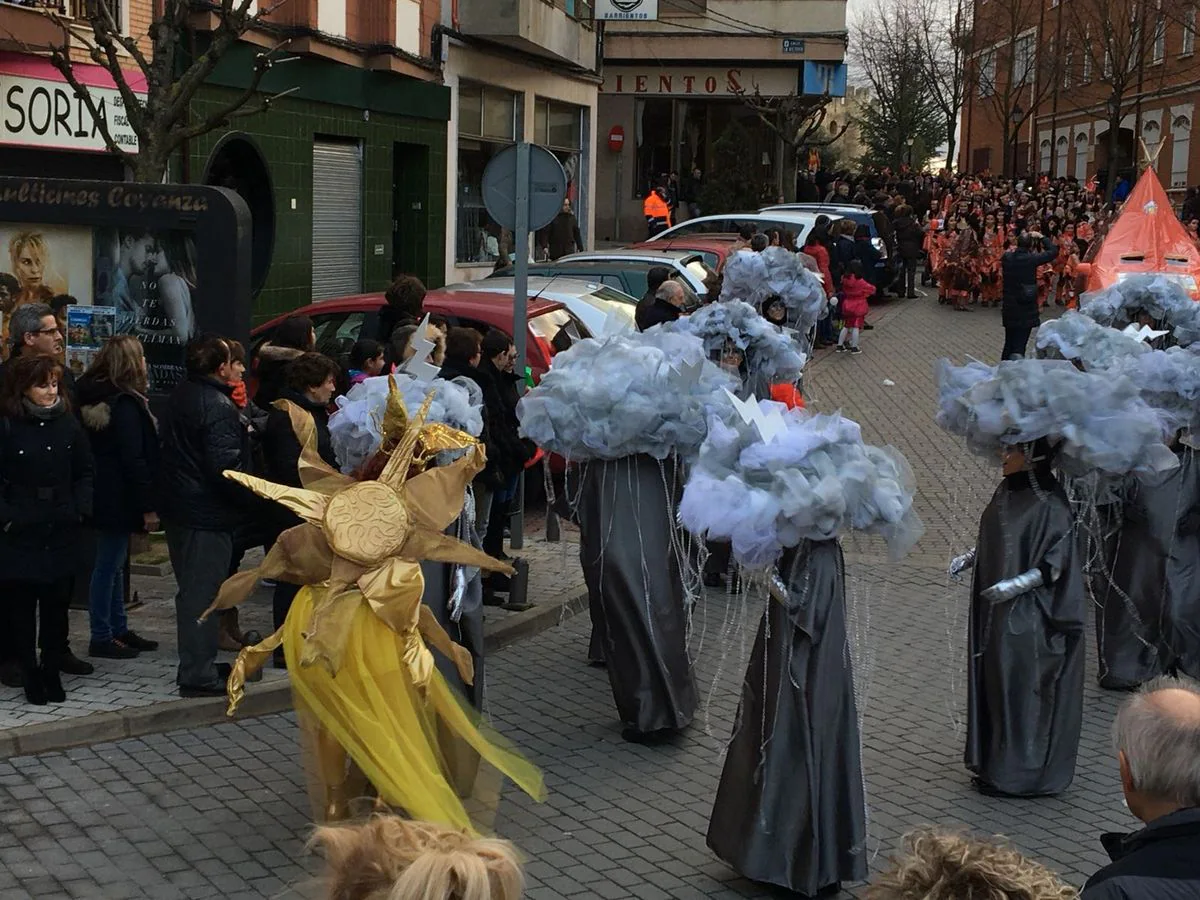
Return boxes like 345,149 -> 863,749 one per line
65,305 -> 115,379
0,223 -> 94,351
94,228 -> 198,394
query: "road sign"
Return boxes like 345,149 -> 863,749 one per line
482,143 -> 567,232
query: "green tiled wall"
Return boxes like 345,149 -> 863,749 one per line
184,87 -> 448,324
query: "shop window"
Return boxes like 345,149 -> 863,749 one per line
635,98 -> 672,199
456,82 -> 520,265
533,97 -> 586,240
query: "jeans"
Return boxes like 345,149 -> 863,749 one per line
1002,326 -> 1033,360
901,257 -> 917,295
88,530 -> 129,643
2,578 -> 72,675
817,313 -> 835,345
166,525 -> 233,689
474,483 -> 494,540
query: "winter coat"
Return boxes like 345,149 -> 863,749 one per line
831,235 -> 856,287
0,402 -> 93,580
804,243 -> 834,297
537,211 -> 584,260
76,376 -> 159,533
892,215 -> 925,260
252,343 -> 305,409
479,358 -> 536,481
853,239 -> 883,284
158,375 -> 253,532
1001,240 -> 1059,330
636,296 -> 683,332
258,390 -> 336,537
439,358 -> 530,488
1082,807 -> 1200,899
839,275 -> 873,320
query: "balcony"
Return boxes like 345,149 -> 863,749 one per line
458,0 -> 597,71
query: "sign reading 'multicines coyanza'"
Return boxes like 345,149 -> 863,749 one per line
0,178 -> 251,399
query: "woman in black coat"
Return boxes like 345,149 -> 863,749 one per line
76,335 -> 160,661
0,354 -> 93,705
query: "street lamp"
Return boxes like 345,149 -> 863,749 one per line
906,136 -> 915,168
1010,104 -> 1024,179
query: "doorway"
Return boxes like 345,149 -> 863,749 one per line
392,142 -> 431,283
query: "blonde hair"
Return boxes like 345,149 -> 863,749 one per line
86,334 -> 147,394
9,232 -> 47,272
866,829 -> 1078,900
310,815 -> 523,900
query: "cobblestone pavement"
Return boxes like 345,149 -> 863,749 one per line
0,294 -> 1136,899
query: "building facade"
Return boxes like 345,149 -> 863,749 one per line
959,0 -> 1200,193
595,0 -> 847,242
441,0 -> 599,284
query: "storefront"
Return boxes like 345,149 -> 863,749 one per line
444,43 -> 597,284
0,52 -> 145,181
595,65 -> 801,242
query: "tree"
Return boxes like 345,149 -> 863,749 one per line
913,0 -> 972,173
739,90 -> 847,201
35,0 -> 291,182
699,120 -> 764,215
852,3 -> 944,169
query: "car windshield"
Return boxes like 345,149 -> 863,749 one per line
589,285 -> 638,306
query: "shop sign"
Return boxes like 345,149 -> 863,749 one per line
595,0 -> 659,20
0,74 -> 142,154
600,67 -> 799,97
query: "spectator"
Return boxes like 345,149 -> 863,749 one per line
635,280 -> 685,332
76,336 -> 160,661
1001,232 -> 1059,360
891,204 -> 925,299
835,260 -> 873,355
1082,675 -> 1200,899
253,315 -> 314,408
749,234 -> 769,253
731,224 -> 755,252
636,266 -> 672,325
0,355 -> 93,705
680,166 -> 703,219
536,198 -> 584,260
348,338 -> 386,385
390,321 -> 446,370
159,334 -> 253,698
377,274 -> 427,345
49,293 -> 72,336
867,828 -> 1077,899
4,302 -> 75,405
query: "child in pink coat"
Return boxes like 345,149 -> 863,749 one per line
835,261 -> 874,355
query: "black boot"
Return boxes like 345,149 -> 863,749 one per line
40,666 -> 65,703
22,665 -> 46,706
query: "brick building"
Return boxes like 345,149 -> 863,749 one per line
959,0 -> 1200,195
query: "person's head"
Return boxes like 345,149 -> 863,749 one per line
10,303 -> 61,357
0,272 -> 19,310
845,260 -> 865,280
385,275 -> 428,320
895,204 -> 912,218
1189,219 -> 1199,235
749,233 -> 769,253
227,339 -> 247,382
310,814 -> 523,900
87,334 -> 147,394
185,333 -> 235,381
646,266 -> 672,294
118,229 -> 156,277
445,326 -> 483,368
838,218 -> 858,238
656,280 -> 686,309
865,828 -> 1077,900
8,232 -> 48,291
428,314 -> 450,339
391,324 -> 419,364
692,166 -> 701,179
1001,438 -> 1056,475
349,338 -> 386,376
718,343 -> 745,375
836,182 -> 850,196
763,296 -> 786,324
482,329 -> 517,373
767,229 -> 782,247
286,352 -> 340,405
1,353 -> 64,417
1114,674 -> 1200,824
273,315 -> 316,352
561,198 -> 572,215
156,232 -> 198,287
1017,233 -> 1034,251
50,294 -> 72,333
737,224 -> 754,241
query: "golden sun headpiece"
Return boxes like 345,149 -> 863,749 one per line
201,377 -> 512,713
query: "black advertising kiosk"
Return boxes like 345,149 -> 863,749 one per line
0,177 -> 253,607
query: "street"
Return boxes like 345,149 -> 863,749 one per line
0,292 -> 1134,899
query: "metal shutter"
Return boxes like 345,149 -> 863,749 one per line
312,140 -> 363,300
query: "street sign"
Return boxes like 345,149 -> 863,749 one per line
782,38 -> 806,54
595,0 -> 658,20
482,143 -> 567,232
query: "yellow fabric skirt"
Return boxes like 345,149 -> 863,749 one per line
282,585 -> 544,831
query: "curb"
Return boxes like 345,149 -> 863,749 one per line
130,561 -> 173,577
0,586 -> 588,759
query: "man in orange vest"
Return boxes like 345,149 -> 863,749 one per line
644,185 -> 672,238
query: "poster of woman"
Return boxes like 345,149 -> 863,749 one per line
0,225 -> 94,351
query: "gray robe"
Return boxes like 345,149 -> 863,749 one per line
578,454 -> 696,735
1100,448 -> 1200,686
965,470 -> 1085,797
707,540 -> 867,895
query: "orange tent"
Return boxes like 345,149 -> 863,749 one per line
1077,167 -> 1200,298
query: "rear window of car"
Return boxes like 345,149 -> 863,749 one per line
588,285 -> 638,306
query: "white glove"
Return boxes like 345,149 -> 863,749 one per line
949,547 -> 977,579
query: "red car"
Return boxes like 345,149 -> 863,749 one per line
625,235 -> 742,272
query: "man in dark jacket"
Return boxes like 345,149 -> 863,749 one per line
536,199 -> 585,260
376,275 -> 426,346
252,315 -> 314,409
1082,676 -> 1200,899
1000,233 -> 1059,360
635,280 -> 685,332
891,205 -> 925,298
159,334 -> 253,697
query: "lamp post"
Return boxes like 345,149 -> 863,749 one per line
1010,104 -> 1024,179
906,136 -> 915,169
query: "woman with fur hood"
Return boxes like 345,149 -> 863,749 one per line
76,335 -> 160,661
252,315 -> 315,408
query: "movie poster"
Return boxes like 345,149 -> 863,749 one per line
94,228 -> 197,394
0,224 -> 94,352
65,305 -> 115,379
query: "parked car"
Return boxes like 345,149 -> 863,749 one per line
555,248 -> 717,298
453,276 -> 637,338
646,211 -> 837,253
489,260 -> 701,307
623,236 -> 742,273
761,203 -> 890,261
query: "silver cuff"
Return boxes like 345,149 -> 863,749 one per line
949,547 -> 977,579
980,568 -> 1044,603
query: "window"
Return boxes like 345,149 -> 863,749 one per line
977,50 -> 996,97
1013,34 -> 1035,85
1154,16 -> 1166,62
1083,29 -> 1093,80
1063,51 -> 1074,88
456,81 -> 520,265
533,96 -> 586,248
1184,6 -> 1196,54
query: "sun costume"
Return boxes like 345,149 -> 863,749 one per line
201,379 -> 543,829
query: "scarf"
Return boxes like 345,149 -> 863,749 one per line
22,397 -> 64,420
